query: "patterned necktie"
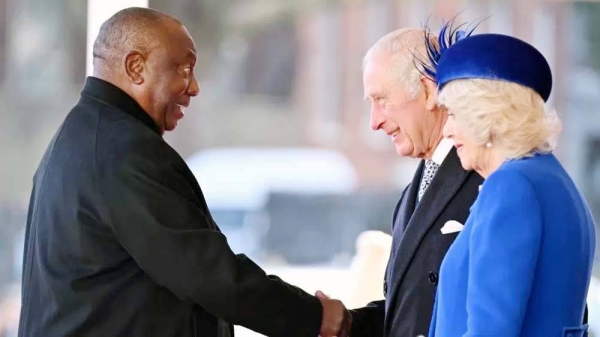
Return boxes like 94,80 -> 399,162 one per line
418,160 -> 440,202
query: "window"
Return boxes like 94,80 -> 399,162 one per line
243,19 -> 297,99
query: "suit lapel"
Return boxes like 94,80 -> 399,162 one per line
385,148 -> 471,327
384,161 -> 422,315
396,161 -> 422,233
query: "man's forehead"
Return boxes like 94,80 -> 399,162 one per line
364,54 -> 394,78
162,25 -> 197,57
179,36 -> 197,56
178,27 -> 197,53
363,61 -> 390,96
181,38 -> 197,57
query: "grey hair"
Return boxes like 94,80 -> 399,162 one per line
92,7 -> 179,69
363,28 -> 438,98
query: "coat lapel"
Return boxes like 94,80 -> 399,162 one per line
385,148 -> 471,326
395,161 -> 422,234
384,161 -> 422,314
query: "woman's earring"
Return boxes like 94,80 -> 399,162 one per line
486,142 -> 492,148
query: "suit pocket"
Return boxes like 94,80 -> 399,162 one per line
563,324 -> 588,337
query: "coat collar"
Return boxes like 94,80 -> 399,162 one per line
80,76 -> 161,135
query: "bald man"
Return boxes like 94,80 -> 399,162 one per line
17,7 -> 350,337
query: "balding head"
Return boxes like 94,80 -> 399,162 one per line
363,28 -> 438,98
91,7 -> 199,135
92,7 -> 180,75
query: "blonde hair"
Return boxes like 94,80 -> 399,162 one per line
437,79 -> 561,160
363,28 -> 438,98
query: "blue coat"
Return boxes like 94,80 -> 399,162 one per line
429,153 -> 595,337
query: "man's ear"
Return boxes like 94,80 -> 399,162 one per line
421,75 -> 438,111
123,51 -> 145,85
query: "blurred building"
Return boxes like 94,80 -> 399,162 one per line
290,0 -> 571,187
162,0 -> 575,189
0,0 -> 599,268
1,1 -> 600,335
0,0 -> 592,193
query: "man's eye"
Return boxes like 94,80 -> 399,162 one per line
182,68 -> 192,77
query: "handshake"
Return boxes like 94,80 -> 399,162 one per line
316,290 -> 353,337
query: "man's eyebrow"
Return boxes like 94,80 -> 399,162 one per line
183,48 -> 197,60
364,91 -> 383,101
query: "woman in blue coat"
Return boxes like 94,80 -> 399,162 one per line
421,24 -> 596,337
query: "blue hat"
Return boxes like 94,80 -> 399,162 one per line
420,23 -> 553,102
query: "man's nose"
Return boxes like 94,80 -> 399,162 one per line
187,76 -> 200,97
370,105 -> 385,131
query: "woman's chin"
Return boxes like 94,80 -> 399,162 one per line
458,158 -> 472,171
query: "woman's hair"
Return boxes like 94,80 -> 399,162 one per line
437,78 -> 561,160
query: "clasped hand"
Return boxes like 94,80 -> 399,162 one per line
315,290 -> 352,337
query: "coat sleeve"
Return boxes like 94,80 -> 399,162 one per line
464,170 -> 542,337
350,301 -> 385,337
348,185 -> 410,337
96,134 -> 322,337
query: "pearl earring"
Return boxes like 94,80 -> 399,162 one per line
486,142 -> 492,148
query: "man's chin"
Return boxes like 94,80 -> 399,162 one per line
394,145 -> 414,158
165,117 -> 183,132
164,109 -> 185,132
165,123 -> 178,132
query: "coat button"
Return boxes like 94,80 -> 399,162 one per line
428,271 -> 438,285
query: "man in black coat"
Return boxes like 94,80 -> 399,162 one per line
348,28 -> 483,337
17,7 -> 350,337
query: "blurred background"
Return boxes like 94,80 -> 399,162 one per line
1,0 -> 600,336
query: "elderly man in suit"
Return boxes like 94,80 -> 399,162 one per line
346,28 -> 483,337
17,7 -> 351,337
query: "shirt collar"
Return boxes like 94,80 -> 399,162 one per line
431,138 -> 454,166
80,76 -> 161,135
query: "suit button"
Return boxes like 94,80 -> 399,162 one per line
383,281 -> 388,294
428,271 -> 438,285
